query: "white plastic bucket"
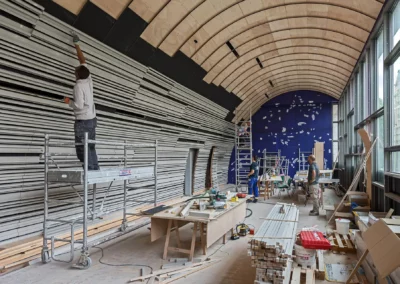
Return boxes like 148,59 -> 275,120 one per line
294,244 -> 316,266
335,218 -> 350,235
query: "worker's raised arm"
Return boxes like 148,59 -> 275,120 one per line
72,32 -> 86,64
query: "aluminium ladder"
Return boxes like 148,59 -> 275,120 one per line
235,111 -> 253,192
41,133 -> 158,269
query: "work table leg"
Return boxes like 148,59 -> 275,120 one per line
190,222 -> 198,261
163,220 -> 172,260
174,220 -> 181,248
200,223 -> 206,255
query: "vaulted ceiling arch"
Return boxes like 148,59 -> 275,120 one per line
131,0 -> 383,121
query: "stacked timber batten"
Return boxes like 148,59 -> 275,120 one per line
0,0 -> 234,247
249,204 -> 299,284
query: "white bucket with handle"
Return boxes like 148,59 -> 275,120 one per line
335,218 -> 350,235
294,244 -> 316,266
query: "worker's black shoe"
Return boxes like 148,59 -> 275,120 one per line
246,199 -> 253,203
309,210 -> 319,216
253,198 -> 258,203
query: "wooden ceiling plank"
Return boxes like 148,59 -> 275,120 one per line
129,0 -> 170,23
234,65 -> 348,96
182,2 -> 377,63
235,84 -> 338,120
90,0 -> 132,19
201,15 -> 367,72
229,47 -> 355,92
211,37 -> 357,87
52,0 -> 87,15
140,0 -> 204,48
159,0 -> 240,56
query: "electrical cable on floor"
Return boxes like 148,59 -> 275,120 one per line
246,208 -> 253,218
93,246 -> 154,273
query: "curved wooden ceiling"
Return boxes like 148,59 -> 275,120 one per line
133,0 -> 384,121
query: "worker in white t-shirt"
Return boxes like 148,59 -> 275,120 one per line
64,32 -> 99,171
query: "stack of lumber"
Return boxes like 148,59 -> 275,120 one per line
249,204 -> 299,284
0,0 -> 234,246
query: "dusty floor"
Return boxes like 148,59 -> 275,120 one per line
1,186 -> 357,284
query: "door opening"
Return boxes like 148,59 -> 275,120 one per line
184,149 -> 198,196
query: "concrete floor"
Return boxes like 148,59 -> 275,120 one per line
1,187 -> 357,284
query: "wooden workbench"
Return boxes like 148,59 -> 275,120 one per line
259,176 -> 283,200
150,197 -> 247,260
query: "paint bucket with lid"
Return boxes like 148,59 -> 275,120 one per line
335,218 -> 350,235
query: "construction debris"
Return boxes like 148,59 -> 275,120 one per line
248,203 -> 299,284
128,258 -> 220,283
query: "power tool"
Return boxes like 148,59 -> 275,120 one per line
236,224 -> 250,237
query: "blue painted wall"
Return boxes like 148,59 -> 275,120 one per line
228,91 -> 338,184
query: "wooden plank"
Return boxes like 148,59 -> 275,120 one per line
335,233 -> 344,248
306,269 -> 315,284
385,209 -> 395,218
53,0 -> 87,15
90,0 -> 132,19
291,267 -> 301,284
316,250 -> 325,280
179,200 -> 195,217
129,0 -> 169,23
342,234 -> 353,249
163,220 -> 173,260
314,142 -> 324,170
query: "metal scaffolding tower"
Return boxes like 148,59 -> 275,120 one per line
41,133 -> 157,269
235,110 -> 252,192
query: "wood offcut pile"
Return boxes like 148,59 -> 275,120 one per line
248,203 -> 299,284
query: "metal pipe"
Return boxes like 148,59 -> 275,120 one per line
82,132 -> 89,253
42,134 -> 49,250
46,218 -> 83,224
47,199 -> 83,205
122,140 -> 127,229
91,184 -> 96,220
87,140 -> 156,147
154,140 -> 158,207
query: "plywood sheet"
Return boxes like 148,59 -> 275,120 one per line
91,0 -> 132,19
53,0 -> 87,15
129,0 -> 169,22
140,0 -> 204,48
314,142 -> 324,170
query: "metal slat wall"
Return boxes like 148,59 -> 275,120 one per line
0,0 -> 234,245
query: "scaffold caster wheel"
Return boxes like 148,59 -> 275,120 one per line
41,249 -> 50,264
120,223 -> 127,232
73,255 -> 92,270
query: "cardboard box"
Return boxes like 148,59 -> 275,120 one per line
361,261 -> 377,284
368,212 -> 389,226
363,220 -> 400,278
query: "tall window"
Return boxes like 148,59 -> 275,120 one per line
376,32 -> 384,109
392,2 -> 400,49
363,56 -> 370,119
392,56 -> 400,146
332,104 -> 339,165
375,116 -> 384,182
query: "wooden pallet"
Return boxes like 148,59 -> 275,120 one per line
290,266 -> 315,284
290,249 -> 325,284
329,232 -> 356,253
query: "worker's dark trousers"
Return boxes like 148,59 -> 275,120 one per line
74,118 -> 99,170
